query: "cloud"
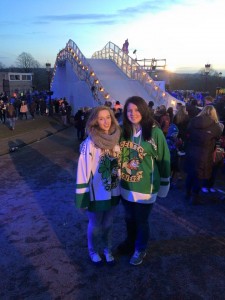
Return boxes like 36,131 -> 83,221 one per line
40,14 -> 113,21
117,0 -> 176,15
37,13 -> 117,26
39,13 -> 115,21
36,0 -> 184,26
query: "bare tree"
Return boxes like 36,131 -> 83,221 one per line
16,52 -> 40,71
0,61 -> 5,69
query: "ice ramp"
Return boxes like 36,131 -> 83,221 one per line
87,59 -> 153,105
51,39 -> 182,111
51,60 -> 97,113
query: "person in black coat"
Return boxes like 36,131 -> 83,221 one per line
184,105 -> 223,204
74,108 -> 87,141
186,99 -> 201,119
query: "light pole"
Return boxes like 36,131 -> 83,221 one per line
204,63 -> 211,92
204,63 -> 211,106
45,63 -> 53,102
216,72 -> 222,101
46,63 -> 51,91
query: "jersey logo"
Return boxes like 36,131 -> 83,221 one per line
98,154 -> 119,191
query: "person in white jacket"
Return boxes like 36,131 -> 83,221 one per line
75,106 -> 121,265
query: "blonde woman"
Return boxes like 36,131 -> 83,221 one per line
75,106 -> 121,265
185,105 -> 223,204
173,105 -> 190,153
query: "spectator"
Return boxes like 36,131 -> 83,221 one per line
14,98 -> 21,118
74,108 -> 86,141
29,100 -> 37,120
166,123 -> 180,188
186,99 -> 201,119
0,100 -> 6,123
173,105 -> 190,153
167,107 -> 174,123
184,105 -> 223,204
66,103 -> 72,124
19,101 -> 28,120
159,105 -> 171,136
75,106 -> 121,265
114,100 -> 122,111
59,102 -> 68,125
204,95 -> 214,106
118,96 -> 170,265
6,103 -> 16,130
148,101 -> 155,117
122,39 -> 129,54
40,99 -> 47,115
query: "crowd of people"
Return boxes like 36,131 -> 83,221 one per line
74,95 -> 225,267
0,92 -> 73,130
168,89 -> 214,105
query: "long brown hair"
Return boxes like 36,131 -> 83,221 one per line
123,96 -> 154,140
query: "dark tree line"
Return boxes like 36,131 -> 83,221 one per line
0,53 -> 224,95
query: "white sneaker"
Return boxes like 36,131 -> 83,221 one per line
209,188 -> 216,193
177,151 -> 186,156
103,249 -> 115,264
201,187 -> 209,193
90,252 -> 102,264
130,250 -> 146,266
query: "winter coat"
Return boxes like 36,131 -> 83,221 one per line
74,110 -> 87,129
6,105 -> 16,118
186,105 -> 201,119
173,114 -> 190,142
185,115 -> 223,179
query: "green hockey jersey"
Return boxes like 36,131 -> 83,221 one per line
75,137 -> 121,211
120,126 -> 170,203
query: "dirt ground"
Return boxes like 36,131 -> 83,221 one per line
1,127 -> 225,300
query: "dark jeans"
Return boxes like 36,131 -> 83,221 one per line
77,128 -> 85,141
121,199 -> 154,252
20,112 -> 27,120
185,170 -> 202,195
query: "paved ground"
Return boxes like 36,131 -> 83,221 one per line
1,116 -> 225,299
0,114 -> 69,156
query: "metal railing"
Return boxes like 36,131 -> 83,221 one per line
52,39 -> 113,105
92,41 -> 179,108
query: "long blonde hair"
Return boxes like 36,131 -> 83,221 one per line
174,106 -> 188,124
198,105 -> 219,123
86,105 -> 119,134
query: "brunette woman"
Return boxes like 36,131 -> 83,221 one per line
118,96 -> 170,265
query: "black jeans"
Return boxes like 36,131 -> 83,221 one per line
121,199 -> 154,252
185,170 -> 201,195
